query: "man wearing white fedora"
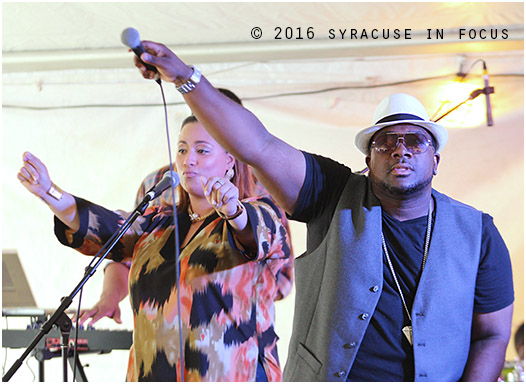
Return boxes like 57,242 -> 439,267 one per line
133,41 -> 514,382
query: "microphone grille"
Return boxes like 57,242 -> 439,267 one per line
163,170 -> 180,187
121,27 -> 141,49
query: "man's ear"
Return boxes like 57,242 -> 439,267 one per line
433,153 -> 441,175
365,155 -> 371,169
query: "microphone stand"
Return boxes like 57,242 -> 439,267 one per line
2,198 -> 153,382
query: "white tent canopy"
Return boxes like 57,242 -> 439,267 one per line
2,2 -> 524,70
2,2 -> 523,381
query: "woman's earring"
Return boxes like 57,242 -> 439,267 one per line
226,167 -> 235,180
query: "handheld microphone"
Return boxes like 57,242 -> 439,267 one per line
121,27 -> 161,83
482,62 -> 494,126
142,171 -> 180,204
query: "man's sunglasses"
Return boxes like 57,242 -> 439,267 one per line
371,132 -> 434,154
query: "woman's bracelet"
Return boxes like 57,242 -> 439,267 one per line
216,200 -> 245,221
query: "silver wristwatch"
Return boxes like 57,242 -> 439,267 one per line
176,65 -> 202,94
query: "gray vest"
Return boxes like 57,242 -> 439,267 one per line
283,174 -> 481,382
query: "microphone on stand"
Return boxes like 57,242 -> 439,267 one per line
121,27 -> 161,84
482,62 -> 495,126
141,171 -> 180,205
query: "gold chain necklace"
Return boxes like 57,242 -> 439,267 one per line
381,198 -> 433,346
188,205 -> 216,223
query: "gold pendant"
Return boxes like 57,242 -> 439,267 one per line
402,325 -> 413,345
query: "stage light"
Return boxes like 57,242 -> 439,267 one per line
431,76 -> 487,128
431,59 -> 494,128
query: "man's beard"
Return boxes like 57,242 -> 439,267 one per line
370,173 -> 434,197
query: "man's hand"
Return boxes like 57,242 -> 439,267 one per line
133,41 -> 193,85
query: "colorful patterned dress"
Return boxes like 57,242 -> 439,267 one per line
134,165 -> 294,301
55,195 -> 292,381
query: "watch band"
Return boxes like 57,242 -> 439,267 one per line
176,65 -> 202,94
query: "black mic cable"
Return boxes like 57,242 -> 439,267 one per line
156,80 -> 185,382
122,27 -> 185,380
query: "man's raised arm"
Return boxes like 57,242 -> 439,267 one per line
136,40 -> 306,214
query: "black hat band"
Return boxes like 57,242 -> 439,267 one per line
376,113 -> 425,125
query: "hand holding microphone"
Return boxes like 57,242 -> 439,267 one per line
121,28 -> 194,86
121,28 -> 160,80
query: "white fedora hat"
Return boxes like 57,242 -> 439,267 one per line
355,93 -> 448,155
